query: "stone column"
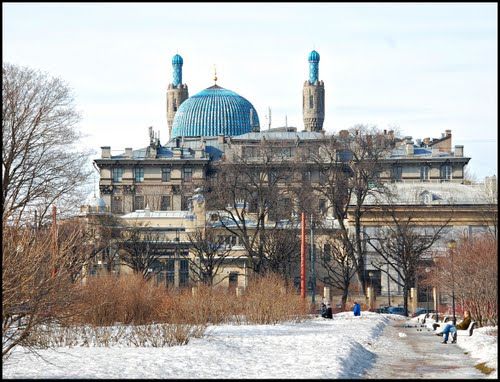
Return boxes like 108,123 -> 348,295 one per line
367,287 -> 375,310
323,286 -> 331,302
410,287 -> 418,315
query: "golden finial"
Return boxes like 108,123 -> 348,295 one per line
214,65 -> 217,85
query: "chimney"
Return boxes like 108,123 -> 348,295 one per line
423,137 -> 430,146
125,148 -> 133,158
101,146 -> 111,159
445,129 -> 452,137
405,141 -> 414,156
388,130 -> 394,140
454,145 -> 463,157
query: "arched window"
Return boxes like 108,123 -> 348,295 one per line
440,164 -> 452,182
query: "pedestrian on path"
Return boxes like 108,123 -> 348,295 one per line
353,301 -> 361,317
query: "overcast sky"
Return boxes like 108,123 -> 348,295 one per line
3,2 -> 497,180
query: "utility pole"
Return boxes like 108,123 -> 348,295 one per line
300,212 -> 306,298
310,214 -> 316,305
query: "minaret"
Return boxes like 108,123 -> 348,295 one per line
302,50 -> 325,132
167,54 -> 189,139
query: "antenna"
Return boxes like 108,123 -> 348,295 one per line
213,64 -> 217,85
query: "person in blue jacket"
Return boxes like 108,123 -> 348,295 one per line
353,301 -> 361,316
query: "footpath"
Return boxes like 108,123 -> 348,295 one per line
363,318 -> 487,379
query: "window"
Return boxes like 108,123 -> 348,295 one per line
162,168 -> 171,182
179,258 -> 189,286
166,259 -> 175,285
441,164 -> 452,181
392,165 -> 403,182
183,167 -> 192,182
303,170 -> 312,183
319,199 -> 327,215
229,272 -> 238,289
112,168 -> 123,183
323,244 -> 331,262
268,170 -> 278,184
134,167 -> 144,182
160,195 -> 171,211
111,196 -> 123,213
309,94 -> 314,109
134,195 -> 144,210
181,195 -> 191,210
420,165 -> 430,182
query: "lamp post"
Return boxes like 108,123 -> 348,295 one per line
448,240 -> 457,326
387,262 -> 391,306
425,267 -> 431,313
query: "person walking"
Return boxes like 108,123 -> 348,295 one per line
320,301 -> 327,318
440,310 -> 472,344
325,303 -> 333,319
353,301 -> 361,317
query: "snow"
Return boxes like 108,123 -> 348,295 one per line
3,312 -> 497,379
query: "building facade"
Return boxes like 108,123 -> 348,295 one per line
91,50 -> 494,309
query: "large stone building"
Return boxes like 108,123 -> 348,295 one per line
90,50 -> 495,309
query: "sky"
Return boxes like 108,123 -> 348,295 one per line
3,3 -> 498,180
2,313 -> 496,379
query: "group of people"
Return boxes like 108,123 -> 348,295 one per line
320,301 -> 361,319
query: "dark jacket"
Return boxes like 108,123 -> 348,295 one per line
325,306 -> 333,319
320,303 -> 327,317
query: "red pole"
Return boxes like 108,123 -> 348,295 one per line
301,212 -> 306,298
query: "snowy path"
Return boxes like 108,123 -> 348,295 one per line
364,320 -> 486,379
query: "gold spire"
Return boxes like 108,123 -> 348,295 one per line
213,65 -> 217,85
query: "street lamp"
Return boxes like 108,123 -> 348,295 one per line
425,267 -> 431,314
387,262 -> 391,306
447,239 -> 457,326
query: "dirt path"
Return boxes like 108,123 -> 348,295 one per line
363,319 -> 487,379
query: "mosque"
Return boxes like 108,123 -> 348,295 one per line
88,50 -> 495,310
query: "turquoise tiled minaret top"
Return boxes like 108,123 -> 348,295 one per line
308,50 -> 320,84
172,54 -> 183,87
171,85 -> 260,138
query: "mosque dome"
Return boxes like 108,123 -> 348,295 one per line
308,50 -> 320,62
172,54 -> 183,65
171,85 -> 260,138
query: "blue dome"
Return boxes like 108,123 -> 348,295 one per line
171,85 -> 260,138
172,54 -> 183,65
308,50 -> 320,62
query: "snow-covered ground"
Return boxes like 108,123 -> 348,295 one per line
3,312 -> 497,379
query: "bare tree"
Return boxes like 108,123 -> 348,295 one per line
260,227 -> 300,282
2,63 -> 93,227
312,125 -> 394,295
184,226 -> 234,286
365,191 -> 451,316
2,221 -> 89,358
118,222 -> 164,279
318,233 -> 358,310
206,141 -> 301,276
429,233 -> 497,326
